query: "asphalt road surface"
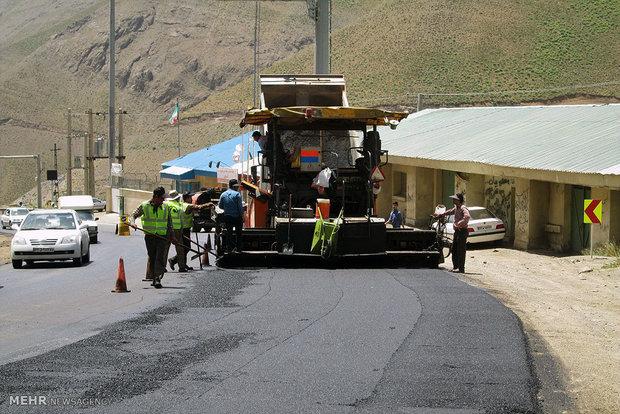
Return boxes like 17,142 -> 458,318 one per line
0,227 -> 539,413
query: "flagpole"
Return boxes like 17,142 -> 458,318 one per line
176,98 -> 181,158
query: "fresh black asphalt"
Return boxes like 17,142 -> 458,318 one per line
0,264 -> 539,413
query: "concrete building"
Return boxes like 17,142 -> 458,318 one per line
376,104 -> 620,252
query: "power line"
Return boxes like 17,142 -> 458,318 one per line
353,80 -> 620,104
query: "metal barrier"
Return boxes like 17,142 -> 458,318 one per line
112,174 -> 171,192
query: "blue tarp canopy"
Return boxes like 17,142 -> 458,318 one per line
160,132 -> 258,180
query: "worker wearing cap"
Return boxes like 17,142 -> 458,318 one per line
167,190 -> 212,272
131,186 -> 173,289
218,179 -> 244,252
435,193 -> 470,273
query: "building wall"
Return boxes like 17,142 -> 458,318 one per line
197,176 -> 219,189
514,178 -> 530,249
610,190 -> 620,244
546,183 -> 571,252
413,167 -> 435,227
484,176 -> 514,242
119,188 -> 152,216
382,159 -> 618,250
591,187 -> 619,248
529,180 -> 550,249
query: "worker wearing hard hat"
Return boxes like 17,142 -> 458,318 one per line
166,190 -> 212,272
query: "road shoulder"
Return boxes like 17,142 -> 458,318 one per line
453,247 -> 619,413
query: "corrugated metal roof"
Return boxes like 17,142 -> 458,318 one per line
380,104 -> 620,175
161,132 -> 258,178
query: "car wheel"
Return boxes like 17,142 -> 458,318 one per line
82,248 -> 90,264
25,260 -> 34,266
12,259 -> 23,269
90,235 -> 98,244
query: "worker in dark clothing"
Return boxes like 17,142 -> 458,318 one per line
386,201 -> 403,228
218,179 -> 244,252
167,192 -> 212,272
435,193 -> 471,273
131,187 -> 172,289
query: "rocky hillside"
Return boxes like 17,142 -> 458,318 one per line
0,0 -> 618,205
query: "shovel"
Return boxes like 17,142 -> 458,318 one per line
283,194 -> 294,254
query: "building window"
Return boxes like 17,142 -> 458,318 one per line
393,171 -> 407,197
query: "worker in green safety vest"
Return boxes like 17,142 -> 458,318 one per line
131,186 -> 172,289
166,190 -> 212,272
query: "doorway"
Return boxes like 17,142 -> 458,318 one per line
570,186 -> 591,253
442,170 -> 455,208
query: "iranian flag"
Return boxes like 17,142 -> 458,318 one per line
168,103 -> 179,125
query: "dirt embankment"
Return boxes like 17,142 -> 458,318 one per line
0,234 -> 11,265
448,248 -> 619,413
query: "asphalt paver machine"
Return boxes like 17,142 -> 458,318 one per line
215,75 -> 440,267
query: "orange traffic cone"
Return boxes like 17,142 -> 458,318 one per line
206,233 -> 212,251
112,258 -> 131,293
201,243 -> 210,266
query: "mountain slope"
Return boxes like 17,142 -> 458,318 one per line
0,0 -> 618,205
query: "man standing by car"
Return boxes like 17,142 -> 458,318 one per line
131,187 -> 171,289
218,179 -> 244,252
435,193 -> 470,273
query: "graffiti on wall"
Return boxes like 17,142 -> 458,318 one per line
514,186 -> 530,236
484,177 -> 514,240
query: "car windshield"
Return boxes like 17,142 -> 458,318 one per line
14,208 -> 29,216
76,210 -> 95,221
470,209 -> 496,220
21,213 -> 76,230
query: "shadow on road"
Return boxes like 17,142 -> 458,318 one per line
23,260 -> 93,269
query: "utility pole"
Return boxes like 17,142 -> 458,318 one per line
108,0 -> 116,188
36,155 -> 42,208
314,0 -> 331,74
176,98 -> 181,158
86,109 -> 94,196
117,108 -> 124,169
51,143 -> 61,205
253,0 -> 261,107
66,108 -> 72,195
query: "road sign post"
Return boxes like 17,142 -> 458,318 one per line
584,199 -> 602,258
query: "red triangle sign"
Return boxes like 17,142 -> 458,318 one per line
370,166 -> 385,182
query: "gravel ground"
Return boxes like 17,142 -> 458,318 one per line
450,246 -> 620,413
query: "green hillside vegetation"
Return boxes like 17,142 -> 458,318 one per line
1,0 -> 618,205
189,0 -> 619,116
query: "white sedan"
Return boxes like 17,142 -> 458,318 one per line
434,206 -> 506,244
1,207 -> 30,229
11,209 -> 91,268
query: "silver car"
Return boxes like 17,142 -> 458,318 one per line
1,207 -> 30,229
11,210 -> 91,268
